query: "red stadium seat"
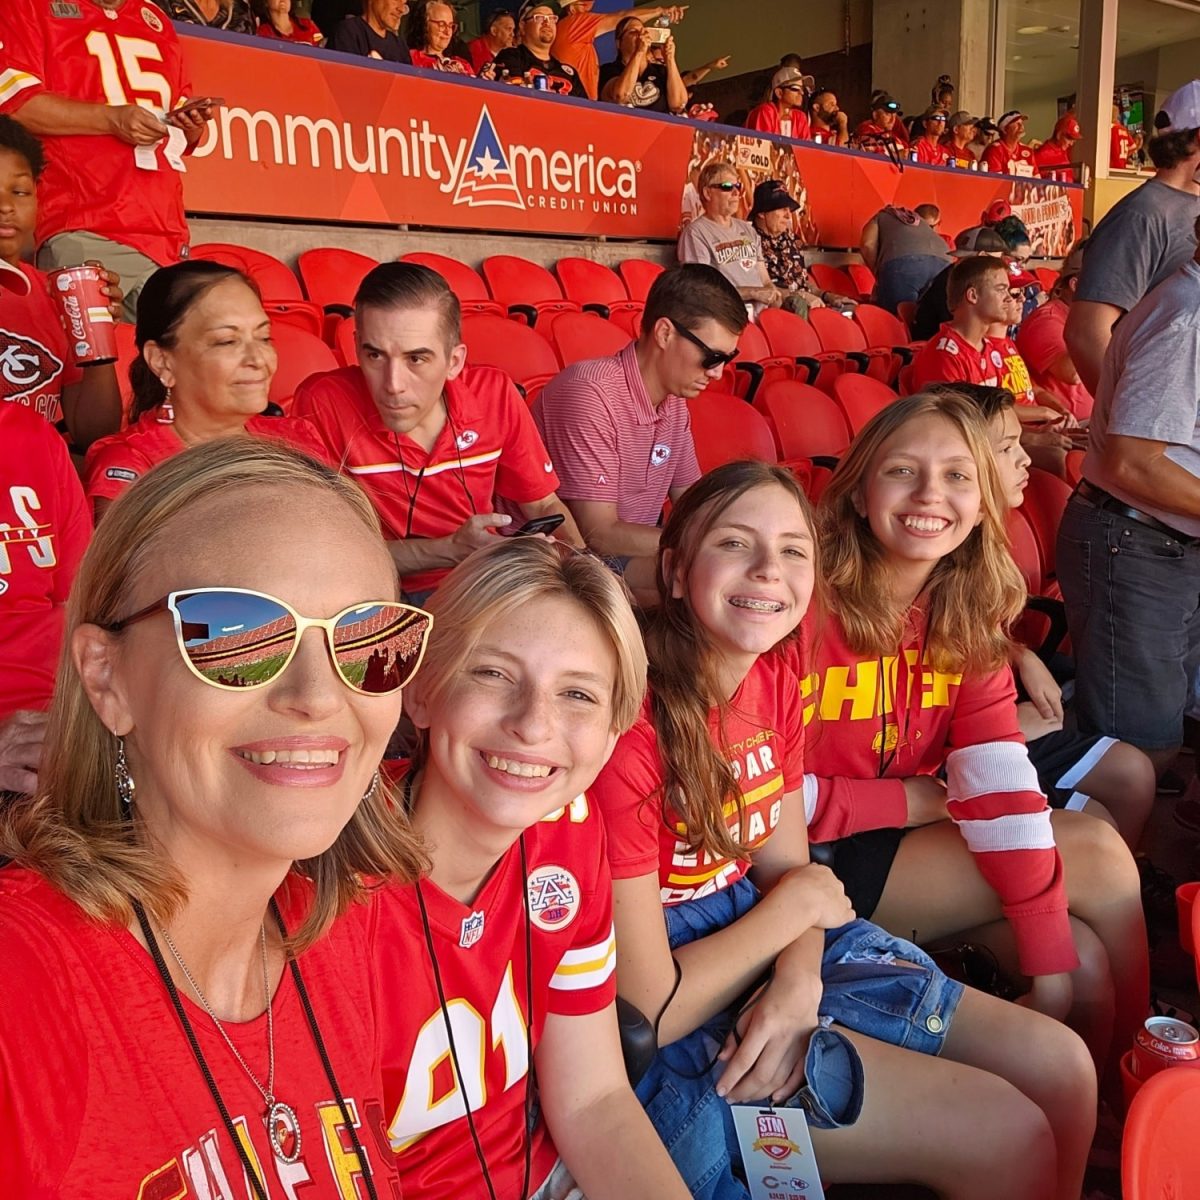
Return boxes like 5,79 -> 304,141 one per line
1021,467 -> 1073,582
331,315 -> 357,365
896,300 -> 919,336
267,321 -> 339,409
1007,509 -> 1069,654
262,299 -> 324,340
686,392 -> 777,472
846,263 -> 876,302
1034,266 -> 1059,293
399,252 -> 505,316
714,322 -> 790,401
461,313 -> 560,405
831,374 -> 898,433
548,311 -> 631,366
189,242 -> 304,300
609,307 -> 644,339
297,248 -> 378,314
617,258 -> 665,302
555,258 -> 645,324
808,308 -> 892,381
808,263 -> 858,301
758,308 -> 847,395
1122,1064 -> 1200,1200
853,303 -> 924,382
481,255 -> 580,326
805,462 -> 835,504
753,381 -> 852,461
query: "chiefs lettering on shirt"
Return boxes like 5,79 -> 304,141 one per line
590,652 -> 805,906
910,322 -> 1003,391
0,404 -> 90,717
0,262 -> 81,426
373,795 -> 616,1200
987,334 -> 1036,404
294,365 -> 560,596
0,0 -> 191,264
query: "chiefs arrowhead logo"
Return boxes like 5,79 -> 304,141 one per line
0,329 -> 64,402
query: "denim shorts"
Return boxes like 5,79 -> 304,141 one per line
1057,493 -> 1200,750
635,876 -> 964,1200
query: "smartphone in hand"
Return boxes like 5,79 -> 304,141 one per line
504,514 -> 566,537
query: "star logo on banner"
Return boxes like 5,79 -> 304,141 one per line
474,147 -> 500,180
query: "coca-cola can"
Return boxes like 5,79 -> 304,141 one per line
48,265 -> 117,366
1132,1016 -> 1200,1079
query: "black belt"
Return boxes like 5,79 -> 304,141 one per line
1074,478 -> 1200,546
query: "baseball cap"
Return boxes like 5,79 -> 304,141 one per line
948,110 -> 980,129
922,106 -> 950,122
749,179 -> 801,217
978,117 -> 1000,135
1153,80 -> 1200,134
871,91 -> 901,113
0,259 -> 31,296
518,0 -> 557,20
772,66 -> 815,93
1006,259 -> 1037,289
1053,113 -> 1082,140
997,110 -> 1027,131
982,199 -> 1012,225
953,226 -> 1008,255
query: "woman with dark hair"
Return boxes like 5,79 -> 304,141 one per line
255,0 -> 324,45
407,0 -> 477,74
599,16 -> 687,114
82,260 -> 326,520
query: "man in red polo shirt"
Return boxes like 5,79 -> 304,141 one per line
293,262 -> 583,602
910,256 -> 1011,390
534,263 -> 744,596
1035,113 -> 1081,181
983,111 -> 1038,176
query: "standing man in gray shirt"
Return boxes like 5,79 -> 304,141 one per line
1065,80 -> 1200,393
1057,222 -> 1200,773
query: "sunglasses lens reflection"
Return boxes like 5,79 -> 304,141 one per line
174,591 -> 296,689
332,604 -> 431,694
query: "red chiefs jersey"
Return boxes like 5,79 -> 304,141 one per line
0,0 -> 192,265
1110,123 -> 1137,169
0,262 -> 81,426
0,403 -> 90,717
912,137 -> 949,166
910,322 -> 1002,391
590,652 -> 806,906
0,871 -> 402,1199
982,140 -> 1037,177
987,334 -> 1036,404
1033,139 -> 1073,181
294,366 -> 560,596
83,412 -> 328,502
372,796 -> 617,1200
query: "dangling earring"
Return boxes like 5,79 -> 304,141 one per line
362,769 -> 381,804
156,386 -> 174,425
114,738 -> 136,807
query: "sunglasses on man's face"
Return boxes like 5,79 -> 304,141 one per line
669,318 -> 739,371
708,180 -> 743,193
105,588 -> 432,695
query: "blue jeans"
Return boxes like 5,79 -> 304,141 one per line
872,254 -> 950,315
1057,492 -> 1200,749
635,877 -> 964,1199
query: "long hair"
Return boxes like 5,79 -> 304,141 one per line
646,461 -> 817,862
818,392 -> 1025,673
0,438 -> 428,952
406,538 -> 647,782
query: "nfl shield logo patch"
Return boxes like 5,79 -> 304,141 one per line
459,910 -> 486,949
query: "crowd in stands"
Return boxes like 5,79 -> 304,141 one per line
3,0 -> 1200,1189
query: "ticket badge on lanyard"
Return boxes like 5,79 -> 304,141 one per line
731,1105 -> 825,1200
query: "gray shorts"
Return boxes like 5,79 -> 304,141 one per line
37,231 -> 163,323
1057,492 -> 1200,750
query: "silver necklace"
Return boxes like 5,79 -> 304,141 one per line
159,922 -> 303,1165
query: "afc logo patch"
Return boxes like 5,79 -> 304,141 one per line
649,443 -> 671,467
526,864 -> 580,932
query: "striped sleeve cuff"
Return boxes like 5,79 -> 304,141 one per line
945,740 -> 1043,801
0,68 -> 42,110
955,809 -> 1055,853
549,924 -> 616,994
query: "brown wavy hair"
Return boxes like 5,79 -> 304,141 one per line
818,391 -> 1025,674
0,437 -> 428,952
647,461 -> 818,863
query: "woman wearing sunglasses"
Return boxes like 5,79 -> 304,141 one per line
678,160 -> 788,317
373,537 -> 692,1200
83,260 -> 327,522
0,438 -> 430,1197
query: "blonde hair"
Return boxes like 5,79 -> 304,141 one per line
407,538 -> 647,776
818,392 -> 1025,673
1,437 -> 427,952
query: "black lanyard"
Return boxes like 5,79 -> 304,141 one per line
393,397 -> 477,541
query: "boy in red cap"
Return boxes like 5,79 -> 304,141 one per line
1035,113 -> 1082,180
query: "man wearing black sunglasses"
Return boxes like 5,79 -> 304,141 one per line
677,160 -> 786,316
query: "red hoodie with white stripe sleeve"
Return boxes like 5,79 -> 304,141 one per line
790,611 -> 1078,977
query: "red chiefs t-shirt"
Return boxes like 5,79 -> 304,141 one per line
744,103 -> 812,141
0,262 -> 82,426
0,404 -> 91,717
373,796 -> 616,1199
910,322 -> 1002,391
0,0 -> 192,265
0,871 -> 402,1198
590,652 -> 805,906
987,334 -> 1036,404
84,413 -> 328,503
982,140 -> 1037,177
294,366 -> 560,596
1033,139 -> 1072,181
913,137 -> 949,166
1016,298 -> 1093,419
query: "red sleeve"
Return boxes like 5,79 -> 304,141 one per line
1014,309 -> 1063,377
545,800 -> 617,1016
791,111 -> 811,140
533,378 -> 621,505
82,433 -> 153,503
944,666 -> 1078,976
982,144 -> 1008,174
744,104 -> 776,133
493,376 -> 561,503
290,371 -> 350,453
48,434 -> 91,604
0,0 -> 48,113
587,716 -> 664,880
804,775 -> 909,843
910,339 -> 974,390
250,415 -> 334,464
